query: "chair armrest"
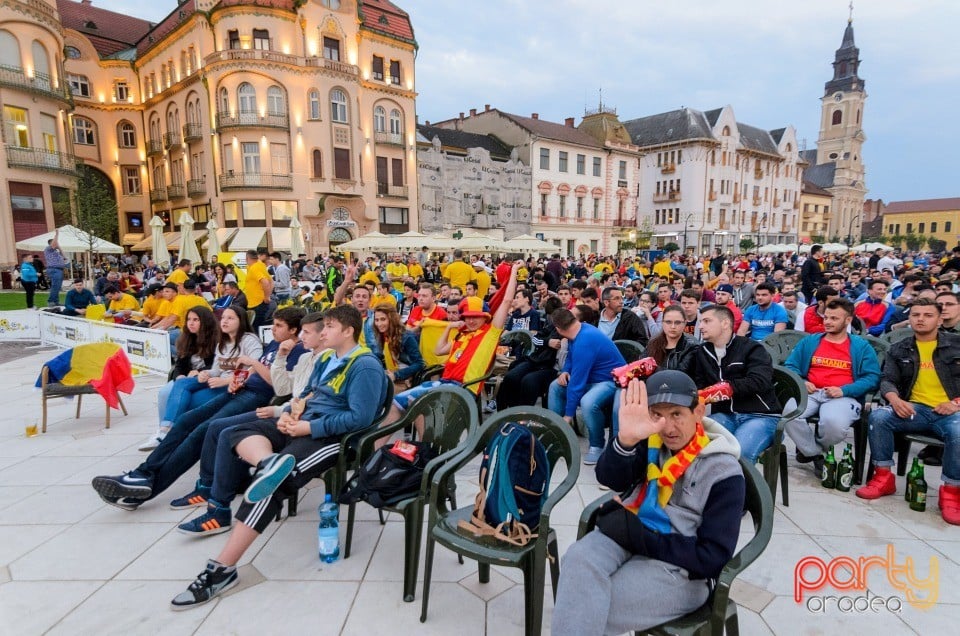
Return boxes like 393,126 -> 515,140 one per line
354,417 -> 411,459
461,372 -> 492,391
417,365 -> 444,385
426,441 -> 483,515
577,492 -> 616,539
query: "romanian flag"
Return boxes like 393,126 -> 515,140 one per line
36,343 -> 135,409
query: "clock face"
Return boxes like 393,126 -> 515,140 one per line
332,207 -> 350,221
834,93 -> 843,102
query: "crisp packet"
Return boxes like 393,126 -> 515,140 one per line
698,381 -> 733,404
611,357 -> 659,388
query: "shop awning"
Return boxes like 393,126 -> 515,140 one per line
201,228 -> 237,250
121,233 -> 145,246
269,227 -> 291,251
130,235 -> 155,251
228,227 -> 267,252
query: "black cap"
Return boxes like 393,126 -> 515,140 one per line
163,283 -> 178,291
183,279 -> 197,290
645,370 -> 699,408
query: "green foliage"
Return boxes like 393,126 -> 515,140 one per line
663,242 -> 680,253
928,238 -> 947,253
739,238 -> 756,252
618,240 -> 636,252
904,233 -> 927,251
53,165 -> 119,279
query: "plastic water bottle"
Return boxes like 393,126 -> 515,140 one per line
318,493 -> 340,563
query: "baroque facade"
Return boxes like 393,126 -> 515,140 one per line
0,0 -> 418,266
415,123 -> 531,238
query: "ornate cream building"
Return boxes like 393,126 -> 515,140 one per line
0,0 -> 417,266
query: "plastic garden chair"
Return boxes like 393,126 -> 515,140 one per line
614,339 -> 646,363
765,365 -> 807,506
761,330 -> 808,365
419,407 -> 580,636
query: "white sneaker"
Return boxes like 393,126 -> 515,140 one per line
138,429 -> 167,451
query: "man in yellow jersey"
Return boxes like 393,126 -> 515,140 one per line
472,260 -> 492,299
444,248 -> 473,294
104,285 -> 140,321
857,297 -> 960,525
652,254 -> 673,279
161,280 -> 211,348
386,254 -> 409,292
244,249 -> 273,328
166,259 -> 193,294
407,255 -> 424,282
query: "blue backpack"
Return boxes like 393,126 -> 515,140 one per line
458,422 -> 550,546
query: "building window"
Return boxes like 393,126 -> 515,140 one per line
389,109 -> 402,135
619,160 -> 627,180
321,0 -> 341,7
267,86 -> 284,114
242,200 -> 266,222
238,83 -> 257,113
67,73 -> 91,98
576,154 -> 585,175
114,80 -> 129,102
228,29 -> 240,49
333,147 -> 350,179
946,222 -> 952,232
931,222 -> 937,233
330,89 -> 347,123
118,122 -> 136,148
308,90 -> 321,120
593,198 -> 600,220
122,166 -> 141,195
3,106 -> 29,147
539,148 -> 549,170
312,149 -> 323,178
558,195 -> 566,218
253,29 -> 270,50
323,36 -> 340,61
373,106 -> 385,132
558,151 -> 568,173
831,109 -> 842,125
219,87 -> 229,114
576,197 -> 583,218
541,193 -> 548,217
372,55 -> 384,81
72,117 -> 96,145
906,223 -> 913,234
919,223 -> 925,234
65,45 -> 81,59
40,113 -> 56,151
241,142 -> 260,173
592,156 -> 601,177
379,206 -> 408,225
389,60 -> 401,85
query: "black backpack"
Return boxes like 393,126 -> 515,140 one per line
340,440 -> 438,508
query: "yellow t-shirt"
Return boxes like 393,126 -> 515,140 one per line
171,294 -> 210,329
473,268 -> 491,299
386,263 -> 409,291
445,260 -> 473,294
108,293 -> 140,313
141,295 -> 163,319
166,269 -> 189,286
155,299 -> 174,319
358,271 -> 381,288
245,260 -> 270,308
407,262 -> 424,280
371,292 -> 397,309
909,340 -> 950,407
653,261 -> 674,279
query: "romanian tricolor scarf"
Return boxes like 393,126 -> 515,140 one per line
621,422 -> 711,533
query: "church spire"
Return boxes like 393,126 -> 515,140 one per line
824,12 -> 863,96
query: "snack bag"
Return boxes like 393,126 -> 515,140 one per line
698,381 -> 733,404
611,357 -> 659,388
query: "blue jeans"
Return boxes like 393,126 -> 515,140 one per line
200,413 -> 274,505
868,403 -> 960,485
709,411 -> 779,463
157,381 -> 174,423
47,267 -> 64,306
133,388 -> 270,500
163,377 -> 226,425
548,379 -> 617,449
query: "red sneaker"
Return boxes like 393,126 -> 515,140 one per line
855,468 -> 896,499
939,485 -> 960,525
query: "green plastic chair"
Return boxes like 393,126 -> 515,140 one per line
340,385 -> 479,602
500,329 -> 536,357
577,457 -> 774,636
882,327 -> 914,344
765,365 -> 807,507
761,330 -> 808,365
614,339 -> 646,363
419,406 -> 581,636
850,336 -> 889,483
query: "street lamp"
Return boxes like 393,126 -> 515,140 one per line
846,213 -> 861,247
682,212 -> 693,252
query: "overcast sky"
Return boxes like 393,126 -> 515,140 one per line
91,0 -> 959,202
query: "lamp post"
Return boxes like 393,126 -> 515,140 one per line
846,213 -> 861,247
682,212 -> 693,253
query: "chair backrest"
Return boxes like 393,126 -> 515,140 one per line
883,328 -> 914,344
721,457 -> 774,586
761,330 -> 807,365
864,335 -> 890,369
404,385 -> 479,455
372,380 -> 395,426
613,339 -> 645,363
500,329 -> 535,357
772,365 -> 807,421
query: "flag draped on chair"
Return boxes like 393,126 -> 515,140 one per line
35,343 -> 135,408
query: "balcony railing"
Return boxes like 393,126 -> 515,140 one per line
5,145 -> 78,176
613,218 -> 637,227
0,65 -> 72,104
183,123 -> 203,142
204,49 -> 360,78
150,188 -> 167,203
660,163 -> 676,174
219,172 -> 293,190
377,183 -> 409,198
163,131 -> 182,149
374,131 -> 404,145
166,184 -> 186,199
653,191 -> 681,203
187,179 -> 206,197
146,138 -> 163,156
216,111 -> 289,130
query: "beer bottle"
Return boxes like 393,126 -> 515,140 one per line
835,444 -> 854,492
910,460 -> 927,512
821,447 -> 837,489
905,457 -> 920,502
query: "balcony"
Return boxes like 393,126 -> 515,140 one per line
219,172 -> 293,190
377,183 -> 409,198
660,163 -> 676,174
5,145 -> 78,176
653,191 -> 681,203
204,49 -> 359,78
0,65 -> 72,104
163,131 -> 182,150
216,111 -> 289,131
613,217 -> 637,228
708,190 -> 717,202
166,184 -> 186,199
146,138 -> 163,156
183,123 -> 203,142
149,188 -> 167,203
187,179 -> 206,197
718,221 -> 730,230
374,131 -> 404,146
752,197 -> 762,207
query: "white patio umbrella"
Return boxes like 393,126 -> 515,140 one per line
503,234 -> 557,253
851,242 -> 893,252
334,231 -> 390,252
391,231 -> 435,251
178,211 -> 201,265
14,224 -> 123,254
289,217 -> 305,258
150,216 -> 171,269
453,231 -> 507,253
757,244 -> 783,254
205,218 -> 221,264
822,243 -> 850,254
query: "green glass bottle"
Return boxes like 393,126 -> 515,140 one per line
905,457 -> 920,502
821,447 -> 837,489
910,460 -> 927,512
835,444 -> 854,492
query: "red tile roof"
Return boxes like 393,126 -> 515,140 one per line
359,0 -> 415,44
885,198 -> 960,214
135,0 -> 197,57
57,0 -> 154,58
801,181 -> 833,197
498,111 -> 604,148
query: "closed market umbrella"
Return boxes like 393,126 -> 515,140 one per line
150,216 -> 171,269
178,211 -> 201,265
205,218 -> 221,264
289,216 -> 305,258
503,234 -> 557,253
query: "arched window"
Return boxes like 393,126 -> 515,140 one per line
267,86 -> 284,115
31,40 -> 50,82
312,149 -> 323,178
72,117 -> 96,145
149,117 -> 161,141
117,121 -> 136,148
238,83 -> 256,113
831,109 -> 842,125
722,125 -> 730,136
308,89 -> 321,120
389,109 -> 402,135
186,101 -> 196,125
373,106 -> 386,132
330,89 -> 347,123
219,87 -> 229,114
0,31 -> 20,69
